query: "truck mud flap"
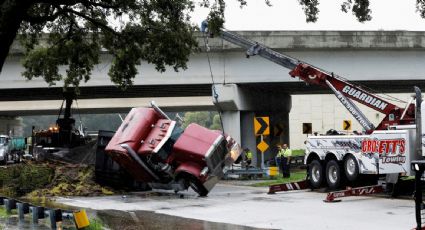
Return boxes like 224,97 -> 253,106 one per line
267,180 -> 309,194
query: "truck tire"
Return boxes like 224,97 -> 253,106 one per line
308,160 -> 324,189
344,155 -> 359,182
188,177 -> 209,197
326,160 -> 342,190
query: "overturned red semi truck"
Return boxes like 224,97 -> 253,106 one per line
104,104 -> 241,196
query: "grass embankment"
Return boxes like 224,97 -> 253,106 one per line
85,217 -> 105,230
27,163 -> 114,198
291,149 -> 305,157
250,149 -> 306,187
251,170 -> 307,187
0,162 -> 114,199
0,162 -> 54,197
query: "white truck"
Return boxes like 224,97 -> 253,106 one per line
0,134 -> 26,164
306,119 -> 424,189
211,29 -> 425,189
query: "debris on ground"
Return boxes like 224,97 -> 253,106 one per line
0,161 -> 54,197
42,139 -> 98,165
0,160 -> 115,199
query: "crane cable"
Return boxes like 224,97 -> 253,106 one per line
202,31 -> 225,135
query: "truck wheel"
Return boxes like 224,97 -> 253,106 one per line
308,160 -> 324,189
344,155 -> 359,182
188,177 -> 209,197
326,160 -> 342,190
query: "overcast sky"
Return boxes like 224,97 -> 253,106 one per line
191,0 -> 425,31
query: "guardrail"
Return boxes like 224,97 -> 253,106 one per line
0,196 -> 89,229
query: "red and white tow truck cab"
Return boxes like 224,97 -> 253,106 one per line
105,103 -> 241,196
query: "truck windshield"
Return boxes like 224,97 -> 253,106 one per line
0,137 -> 5,145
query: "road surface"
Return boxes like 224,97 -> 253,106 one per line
57,183 -> 416,230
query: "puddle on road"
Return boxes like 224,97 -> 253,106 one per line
250,197 -> 280,202
97,209 -> 273,230
0,210 -> 269,230
0,201 -> 273,230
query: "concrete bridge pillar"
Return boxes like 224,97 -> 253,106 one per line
0,116 -> 24,136
213,84 -> 291,167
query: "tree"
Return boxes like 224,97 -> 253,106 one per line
181,111 -> 221,130
1,0 -> 207,89
1,0 -> 425,90
209,113 -> 222,130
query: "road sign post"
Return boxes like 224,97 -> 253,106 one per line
257,135 -> 269,169
261,135 -> 265,169
255,116 -> 270,169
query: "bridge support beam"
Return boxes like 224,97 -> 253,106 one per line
213,84 -> 291,167
0,116 -> 23,136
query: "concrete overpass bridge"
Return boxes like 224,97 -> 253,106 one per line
1,30 -> 425,166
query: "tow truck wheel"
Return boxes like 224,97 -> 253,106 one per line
308,160 -> 324,189
326,160 -> 342,190
344,155 -> 359,182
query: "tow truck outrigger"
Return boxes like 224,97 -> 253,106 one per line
203,26 -> 425,191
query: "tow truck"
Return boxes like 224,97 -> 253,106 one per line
202,27 -> 425,191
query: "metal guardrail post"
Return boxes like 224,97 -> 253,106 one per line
44,209 -> 63,229
0,195 -> 81,229
17,202 -> 29,220
4,199 -> 16,213
30,206 -> 45,223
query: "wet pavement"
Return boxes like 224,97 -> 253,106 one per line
57,183 -> 418,230
96,209 -> 269,230
0,190 -> 269,230
0,182 -> 418,229
0,208 -> 266,230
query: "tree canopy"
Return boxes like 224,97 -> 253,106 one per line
1,0 -> 425,90
181,111 -> 221,130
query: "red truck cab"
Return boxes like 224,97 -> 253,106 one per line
105,106 -> 240,196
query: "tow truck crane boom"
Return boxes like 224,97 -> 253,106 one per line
216,30 -> 415,132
